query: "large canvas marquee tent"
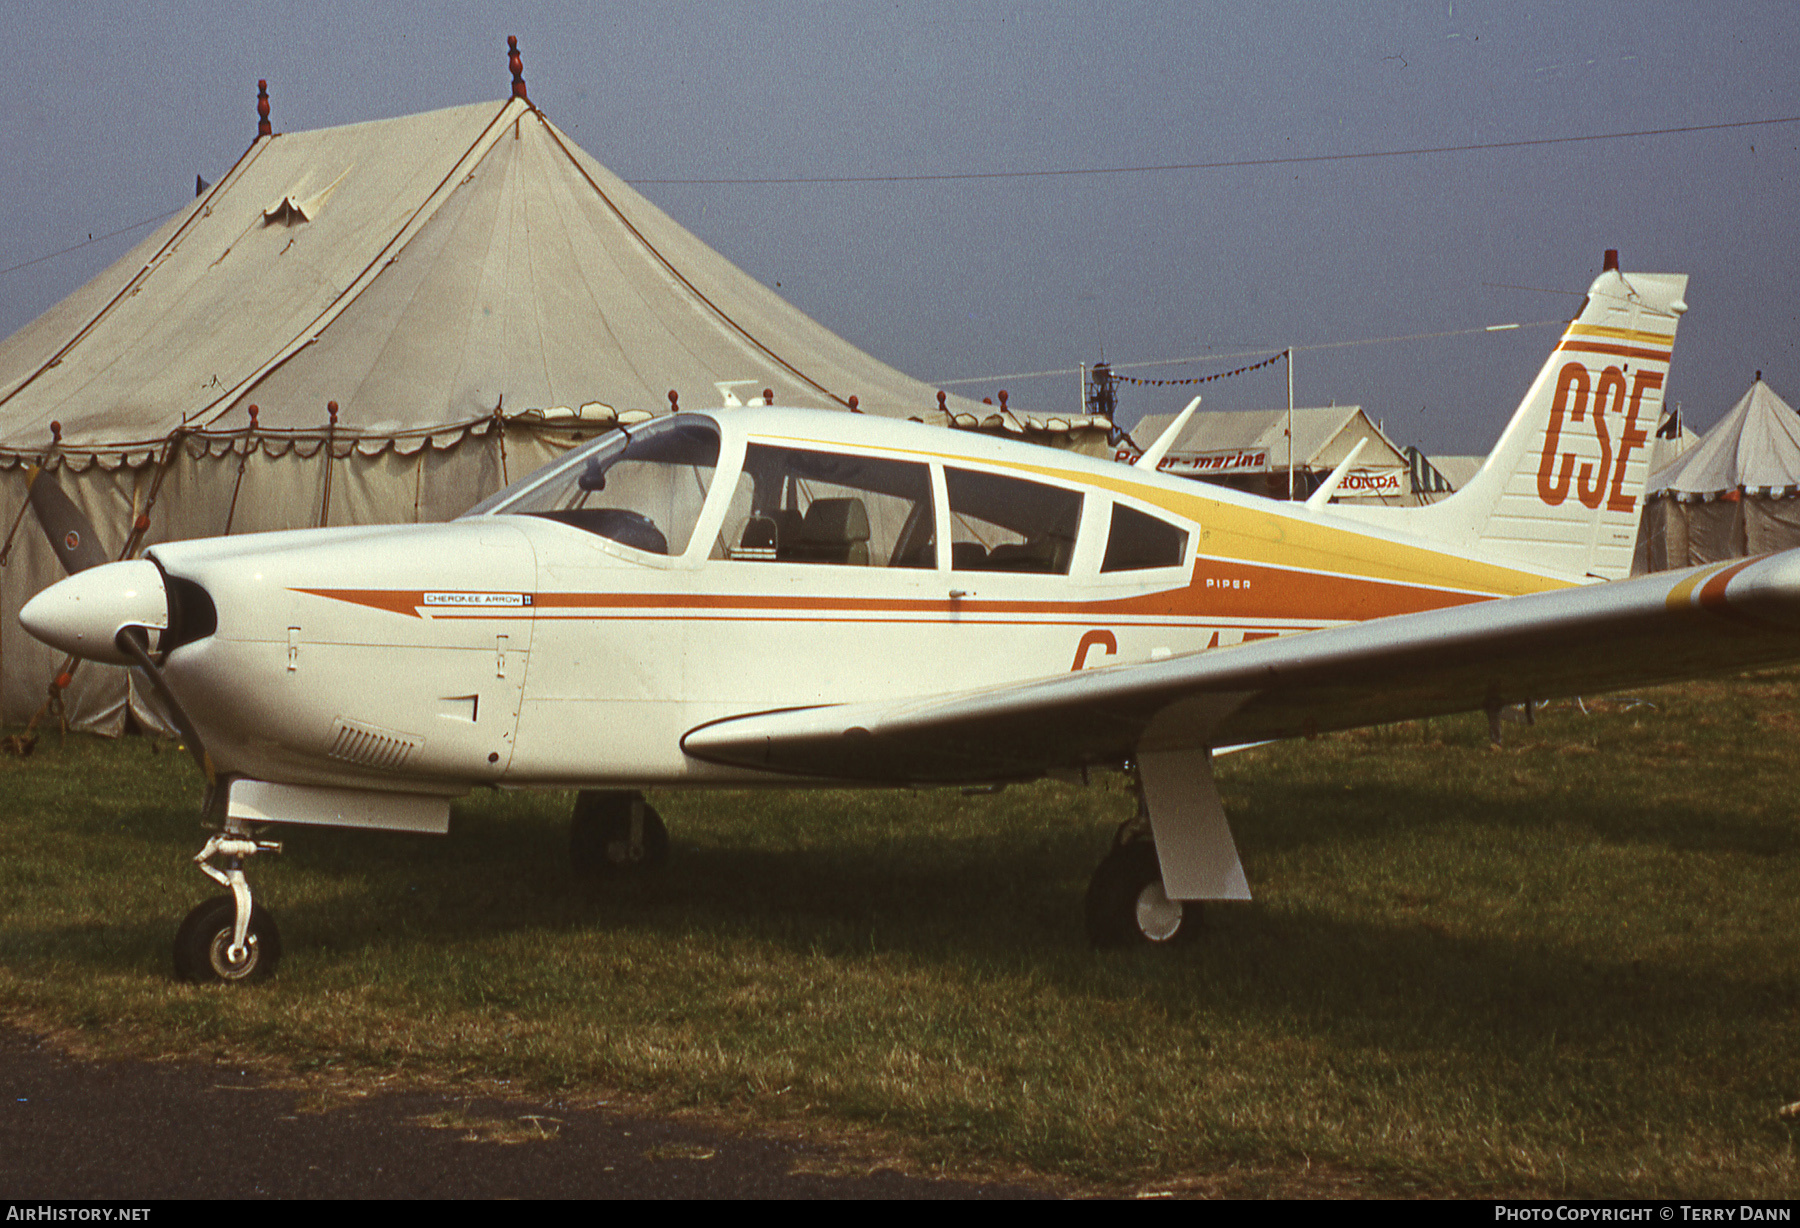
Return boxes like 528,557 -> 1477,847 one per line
0,88 -> 1031,731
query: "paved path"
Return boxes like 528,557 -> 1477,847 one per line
0,1029 -> 1046,1199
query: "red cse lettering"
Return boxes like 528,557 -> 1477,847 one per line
1537,363 -> 1587,506
1608,370 -> 1661,512
1536,362 -> 1660,511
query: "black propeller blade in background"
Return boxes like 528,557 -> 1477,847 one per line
25,465 -> 109,575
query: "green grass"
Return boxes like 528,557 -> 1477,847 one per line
5,674 -> 1800,1196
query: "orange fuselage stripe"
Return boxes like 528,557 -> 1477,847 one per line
297,561 -> 1499,626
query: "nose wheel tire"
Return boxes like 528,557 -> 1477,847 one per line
174,894 -> 283,983
570,791 -> 670,880
1084,842 -> 1199,948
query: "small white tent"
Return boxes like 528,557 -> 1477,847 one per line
1636,376 -> 1800,571
0,82 -> 1011,731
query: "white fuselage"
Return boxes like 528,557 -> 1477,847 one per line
142,408 -> 1572,798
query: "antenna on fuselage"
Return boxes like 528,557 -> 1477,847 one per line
1132,396 -> 1202,471
1302,437 -> 1369,512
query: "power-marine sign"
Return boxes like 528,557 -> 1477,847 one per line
1151,449 -> 1269,475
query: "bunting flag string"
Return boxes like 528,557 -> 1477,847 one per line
1110,353 -> 1284,387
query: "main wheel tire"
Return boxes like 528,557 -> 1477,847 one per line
173,895 -> 282,983
570,791 -> 670,880
1084,843 -> 1199,949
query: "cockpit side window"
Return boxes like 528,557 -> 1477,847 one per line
945,467 -> 1083,574
468,416 -> 720,556
720,444 -> 935,568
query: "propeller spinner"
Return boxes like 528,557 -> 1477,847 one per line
18,466 -> 217,785
18,558 -> 169,665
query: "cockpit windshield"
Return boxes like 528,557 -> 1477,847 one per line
463,415 -> 721,556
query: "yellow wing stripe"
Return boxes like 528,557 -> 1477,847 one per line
1665,560 -> 1737,610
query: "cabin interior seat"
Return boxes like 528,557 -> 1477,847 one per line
783,498 -> 871,565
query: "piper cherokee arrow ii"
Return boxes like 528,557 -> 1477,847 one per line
20,256 -> 1800,981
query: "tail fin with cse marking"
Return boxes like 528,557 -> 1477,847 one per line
1349,252 -> 1687,581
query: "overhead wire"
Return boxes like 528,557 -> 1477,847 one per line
933,319 -> 1565,387
7,114 -> 1797,280
0,207 -> 183,279
627,115 -> 1800,185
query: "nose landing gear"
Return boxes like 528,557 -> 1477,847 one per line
176,821 -> 284,983
174,893 -> 282,983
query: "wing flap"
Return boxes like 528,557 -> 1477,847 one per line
681,552 -> 1800,784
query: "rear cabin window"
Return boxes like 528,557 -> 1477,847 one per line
1101,503 -> 1190,572
718,444 -> 935,568
946,468 -> 1083,575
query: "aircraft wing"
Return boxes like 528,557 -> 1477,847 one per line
682,552 -> 1800,784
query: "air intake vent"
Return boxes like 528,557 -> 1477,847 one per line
162,576 -> 218,654
328,718 -> 424,771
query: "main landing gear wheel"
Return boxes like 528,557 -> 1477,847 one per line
1084,843 -> 1199,949
570,791 -> 670,881
173,895 -> 283,983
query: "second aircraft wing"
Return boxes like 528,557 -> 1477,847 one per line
682,552 -> 1800,784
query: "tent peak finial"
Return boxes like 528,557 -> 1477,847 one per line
257,80 -> 271,139
508,35 -> 528,101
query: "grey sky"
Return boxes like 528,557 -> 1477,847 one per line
3,1 -> 1794,454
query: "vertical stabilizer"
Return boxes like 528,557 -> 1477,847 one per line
1347,253 -> 1687,580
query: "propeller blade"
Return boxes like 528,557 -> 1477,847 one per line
25,465 -> 109,575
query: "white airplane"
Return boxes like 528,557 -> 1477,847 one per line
19,255 -> 1800,983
